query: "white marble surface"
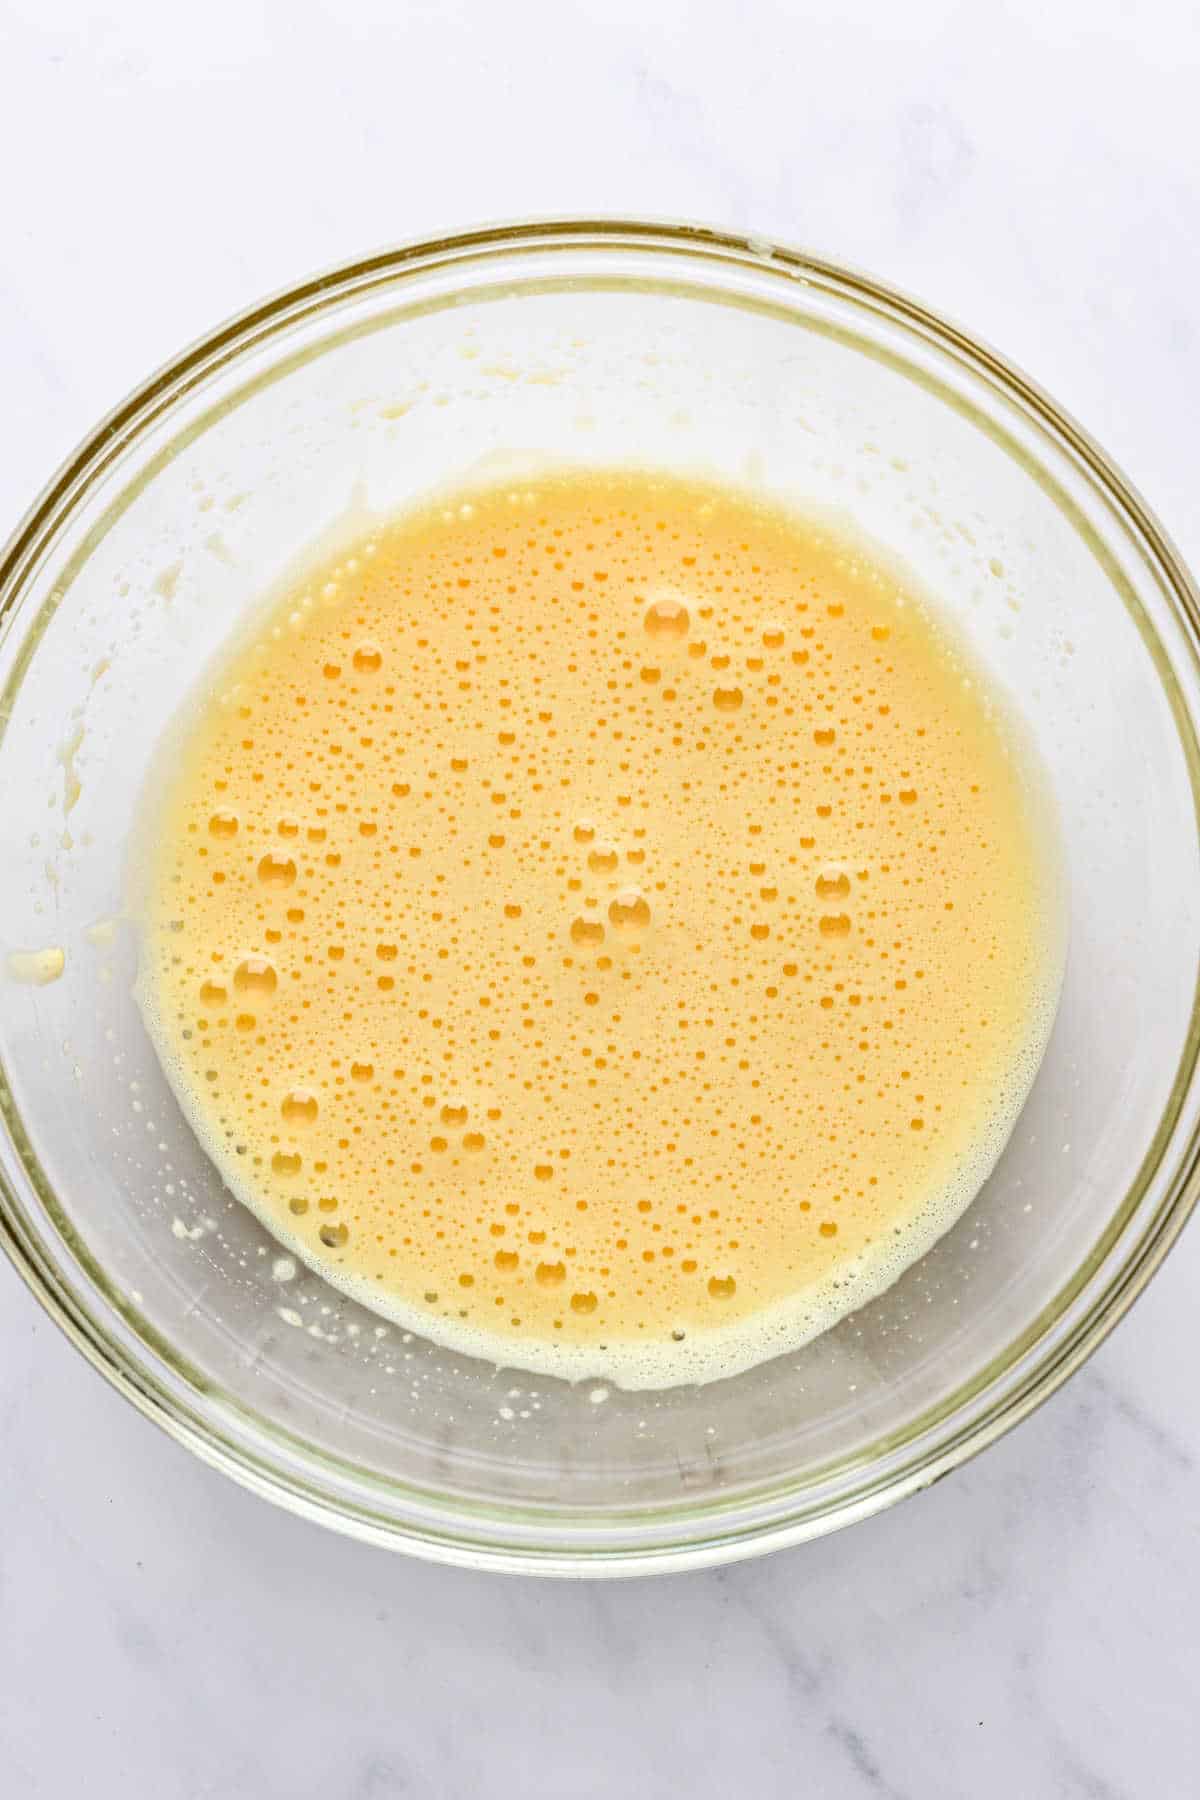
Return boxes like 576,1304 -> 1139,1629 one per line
2,2 -> 1199,1793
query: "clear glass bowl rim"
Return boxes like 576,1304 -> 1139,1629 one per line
2,216 -> 1199,1577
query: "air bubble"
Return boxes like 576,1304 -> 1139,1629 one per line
643,599 -> 689,640
234,957 -> 276,993
258,853 -> 297,887
570,916 -> 605,945
608,889 -> 651,933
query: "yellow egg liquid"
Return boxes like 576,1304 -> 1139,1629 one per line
136,470 -> 1062,1388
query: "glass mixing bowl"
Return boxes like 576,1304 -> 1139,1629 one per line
2,220 -> 1198,1575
